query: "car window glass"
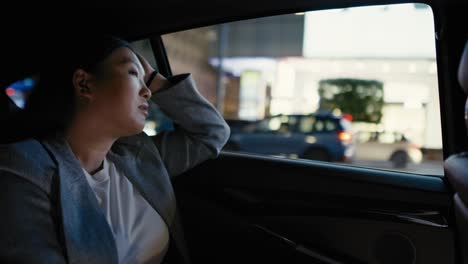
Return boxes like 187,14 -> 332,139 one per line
299,116 -> 316,133
358,131 -> 372,143
325,120 -> 337,131
3,77 -> 37,109
395,133 -> 406,142
315,120 -> 325,132
162,3 -> 444,176
378,133 -> 396,144
268,117 -> 281,131
3,40 -> 171,138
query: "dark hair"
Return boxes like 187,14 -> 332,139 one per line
22,35 -> 134,139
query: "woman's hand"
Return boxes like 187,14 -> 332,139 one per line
136,52 -> 171,94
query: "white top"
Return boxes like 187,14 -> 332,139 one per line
82,157 -> 169,264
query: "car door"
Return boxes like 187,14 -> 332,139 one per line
142,1 -> 466,263
355,132 -> 398,161
232,116 -> 298,156
138,1 -> 467,264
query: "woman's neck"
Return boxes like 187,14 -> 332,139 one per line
65,121 -> 117,174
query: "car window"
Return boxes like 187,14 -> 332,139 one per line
315,120 -> 325,132
253,116 -> 280,132
3,39 -> 172,139
298,116 -> 316,133
3,76 -> 37,109
378,132 -> 397,144
259,115 -> 295,133
268,117 -> 282,131
162,3 -> 444,176
357,131 -> 373,143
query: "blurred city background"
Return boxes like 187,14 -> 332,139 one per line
5,3 -> 444,175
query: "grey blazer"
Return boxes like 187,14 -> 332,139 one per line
0,74 -> 230,264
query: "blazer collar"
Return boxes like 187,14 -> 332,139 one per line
41,134 -> 176,262
41,136 -> 117,264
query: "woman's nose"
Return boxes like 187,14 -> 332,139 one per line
140,84 -> 152,99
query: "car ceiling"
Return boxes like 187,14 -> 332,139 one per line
0,0 -> 465,89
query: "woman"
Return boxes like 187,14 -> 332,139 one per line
0,35 -> 230,263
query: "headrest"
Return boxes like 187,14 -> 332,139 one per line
445,153 -> 468,205
459,40 -> 468,95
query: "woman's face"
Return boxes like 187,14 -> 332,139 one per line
85,47 -> 151,137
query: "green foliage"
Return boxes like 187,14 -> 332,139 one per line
318,78 -> 384,123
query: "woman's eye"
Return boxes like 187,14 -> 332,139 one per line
129,70 -> 138,76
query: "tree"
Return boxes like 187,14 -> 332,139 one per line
318,78 -> 384,123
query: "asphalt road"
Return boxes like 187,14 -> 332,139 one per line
350,159 -> 444,176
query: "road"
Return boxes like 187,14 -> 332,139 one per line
350,159 -> 444,176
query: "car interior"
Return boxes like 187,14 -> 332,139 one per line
445,41 -> 468,264
1,1 -> 467,263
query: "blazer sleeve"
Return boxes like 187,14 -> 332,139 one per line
0,171 -> 67,263
150,74 -> 230,178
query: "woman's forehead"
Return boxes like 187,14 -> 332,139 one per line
107,47 -> 144,72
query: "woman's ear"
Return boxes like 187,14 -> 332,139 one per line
72,69 -> 94,101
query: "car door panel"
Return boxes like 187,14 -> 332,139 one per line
144,2 -> 466,263
173,152 -> 454,264
237,132 -> 295,155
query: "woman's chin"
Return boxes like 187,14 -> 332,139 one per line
120,122 -> 146,137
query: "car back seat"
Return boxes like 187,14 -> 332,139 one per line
444,40 -> 468,264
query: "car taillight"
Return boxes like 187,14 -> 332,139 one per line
6,87 -> 15,96
338,131 -> 352,143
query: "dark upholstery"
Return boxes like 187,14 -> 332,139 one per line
459,42 -> 468,95
445,40 -> 468,264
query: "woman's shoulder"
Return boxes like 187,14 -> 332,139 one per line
0,138 -> 56,194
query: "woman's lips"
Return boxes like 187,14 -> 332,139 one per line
139,104 -> 149,116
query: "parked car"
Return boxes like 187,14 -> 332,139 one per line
224,113 -> 355,162
355,131 -> 423,167
224,119 -> 256,133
